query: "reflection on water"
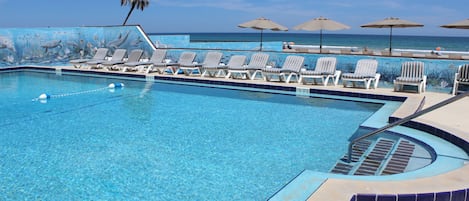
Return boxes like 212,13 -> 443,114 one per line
122,81 -> 154,123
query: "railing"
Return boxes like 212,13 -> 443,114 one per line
345,91 -> 469,163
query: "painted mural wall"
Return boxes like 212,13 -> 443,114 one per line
0,26 -> 155,67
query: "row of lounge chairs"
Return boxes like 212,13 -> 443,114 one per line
70,48 -> 469,94
70,48 -> 144,71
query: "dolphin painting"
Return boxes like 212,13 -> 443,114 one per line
41,40 -> 62,53
130,36 -> 143,47
107,31 -> 130,50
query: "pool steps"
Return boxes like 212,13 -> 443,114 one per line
381,140 -> 415,175
331,138 -> 416,176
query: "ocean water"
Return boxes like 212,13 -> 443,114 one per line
160,32 -> 469,52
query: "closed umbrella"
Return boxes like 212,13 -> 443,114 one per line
294,16 -> 350,53
441,19 -> 469,29
239,17 -> 288,51
361,17 -> 423,54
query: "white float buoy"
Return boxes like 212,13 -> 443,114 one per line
108,83 -> 125,89
38,93 -> 51,100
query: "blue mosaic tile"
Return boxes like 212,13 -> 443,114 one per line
435,191 -> 450,201
397,194 -> 416,201
377,194 -> 397,201
356,194 -> 377,201
416,193 -> 434,201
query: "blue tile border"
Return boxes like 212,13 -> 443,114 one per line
397,194 -> 417,201
154,76 -> 298,92
353,188 -> 468,201
2,66 -> 406,102
388,116 -> 469,155
309,88 -> 407,102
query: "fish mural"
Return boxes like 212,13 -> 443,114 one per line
41,40 -> 62,53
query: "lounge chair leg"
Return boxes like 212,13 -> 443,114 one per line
374,74 -> 380,89
453,84 -> 458,95
249,71 -> 256,80
323,77 -> 329,86
216,70 -> 224,77
246,73 -> 252,80
394,83 -> 400,92
365,80 -> 371,89
333,71 -> 341,86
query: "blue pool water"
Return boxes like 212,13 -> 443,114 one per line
0,71 -> 383,200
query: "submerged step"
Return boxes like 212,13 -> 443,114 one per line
353,138 -> 396,176
380,139 -> 416,175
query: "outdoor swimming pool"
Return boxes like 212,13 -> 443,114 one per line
0,70 -> 387,200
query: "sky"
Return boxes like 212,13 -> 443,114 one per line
0,0 -> 468,37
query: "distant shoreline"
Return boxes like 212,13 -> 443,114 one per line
149,32 -> 469,39
148,32 -> 469,52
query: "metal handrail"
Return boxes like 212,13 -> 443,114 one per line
345,91 -> 469,163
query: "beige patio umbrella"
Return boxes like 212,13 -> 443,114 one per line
238,17 -> 288,51
441,19 -> 469,29
294,16 -> 350,53
361,17 -> 423,54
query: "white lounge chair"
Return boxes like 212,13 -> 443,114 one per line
107,49 -> 144,71
69,48 -> 108,68
299,57 -> 341,86
225,53 -> 269,80
179,51 -> 223,76
122,49 -> 167,73
262,55 -> 304,83
154,52 -> 196,75
393,61 -> 426,93
202,55 -> 247,78
342,59 -> 380,89
87,49 -> 127,69
452,64 -> 469,95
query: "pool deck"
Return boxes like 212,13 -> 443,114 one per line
29,66 -> 469,200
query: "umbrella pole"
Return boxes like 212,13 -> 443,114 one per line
260,30 -> 264,51
320,29 -> 323,53
389,26 -> 393,55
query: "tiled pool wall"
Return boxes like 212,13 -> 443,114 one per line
351,188 -> 469,201
390,116 -> 469,156
0,26 -> 468,93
